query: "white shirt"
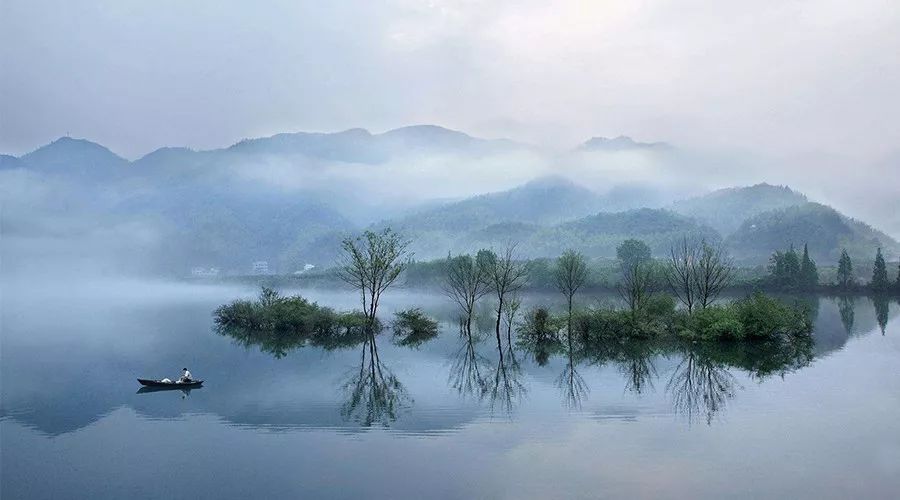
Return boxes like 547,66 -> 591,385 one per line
182,370 -> 192,380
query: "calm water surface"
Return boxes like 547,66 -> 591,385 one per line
2,282 -> 900,499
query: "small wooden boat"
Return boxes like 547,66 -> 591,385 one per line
137,378 -> 203,388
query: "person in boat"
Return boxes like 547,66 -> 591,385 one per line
178,368 -> 193,383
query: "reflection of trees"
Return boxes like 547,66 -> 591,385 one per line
581,339 -> 659,396
215,320 -> 370,359
617,341 -> 658,395
871,296 -> 889,335
448,324 -> 489,400
488,345 -> 526,416
555,333 -> 588,409
666,349 -> 737,425
838,296 -> 855,335
341,335 -> 409,427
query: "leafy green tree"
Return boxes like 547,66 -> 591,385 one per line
769,245 -> 800,289
837,249 -> 853,288
338,228 -> 411,325
799,243 -> 819,290
616,239 -> 652,268
896,262 -> 900,292
871,247 -> 889,292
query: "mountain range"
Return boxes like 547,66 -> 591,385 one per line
2,126 -> 897,276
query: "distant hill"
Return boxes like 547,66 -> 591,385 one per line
376,176 -> 607,258
388,176 -> 605,231
725,202 -> 900,265
119,187 -> 355,272
389,205 -> 719,261
670,183 -> 808,236
577,135 -> 672,152
0,154 -> 25,169
7,128 -> 899,275
532,208 -> 720,258
21,137 -> 128,177
226,124 -> 522,164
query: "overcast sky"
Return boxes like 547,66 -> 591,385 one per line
2,0 -> 899,161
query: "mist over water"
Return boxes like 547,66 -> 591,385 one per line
2,1 -> 900,498
2,284 -> 900,499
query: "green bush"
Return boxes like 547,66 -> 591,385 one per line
518,307 -> 562,342
675,306 -> 744,341
734,293 -> 811,338
572,304 -> 668,340
214,287 -> 384,355
392,308 -> 439,347
673,293 -> 812,341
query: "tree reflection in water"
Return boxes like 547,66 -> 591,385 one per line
666,348 -> 738,425
871,295 -> 889,335
838,296 -> 855,335
448,322 -> 489,401
616,341 -> 658,396
341,334 -> 410,427
488,344 -> 526,416
555,331 -> 588,410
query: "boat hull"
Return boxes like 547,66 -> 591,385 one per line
137,378 -> 203,388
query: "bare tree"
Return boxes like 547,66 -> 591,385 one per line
555,249 -> 588,331
617,259 -> 657,315
485,244 -> 529,349
693,240 -> 733,309
666,237 -> 700,314
442,253 -> 490,336
502,294 -> 522,347
665,237 -> 732,313
338,228 -> 410,326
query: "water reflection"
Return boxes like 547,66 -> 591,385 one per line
488,345 -> 526,416
666,348 -> 738,425
2,293 -> 895,438
341,335 -> 410,427
555,333 -> 588,409
872,295 -> 889,335
448,324 -> 489,401
839,296 -> 855,334
136,386 -> 201,397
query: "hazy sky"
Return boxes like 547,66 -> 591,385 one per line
2,0 -> 899,161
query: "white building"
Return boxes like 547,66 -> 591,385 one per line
293,263 -> 316,275
191,267 -> 220,277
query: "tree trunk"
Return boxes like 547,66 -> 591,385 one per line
495,298 -> 504,350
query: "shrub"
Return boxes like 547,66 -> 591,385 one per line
572,305 -> 667,340
392,308 -> 439,347
518,307 -> 562,342
733,293 -> 811,339
214,287 -> 385,354
675,306 -> 744,341
673,293 -> 812,341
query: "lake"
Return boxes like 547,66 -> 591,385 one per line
2,282 -> 899,499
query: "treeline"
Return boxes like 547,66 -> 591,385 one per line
763,244 -> 900,293
438,236 -> 812,343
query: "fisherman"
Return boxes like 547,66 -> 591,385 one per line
179,367 -> 193,383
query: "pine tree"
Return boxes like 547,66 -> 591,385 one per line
837,249 -> 853,288
895,261 -> 900,292
871,248 -> 889,292
799,243 -> 818,289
